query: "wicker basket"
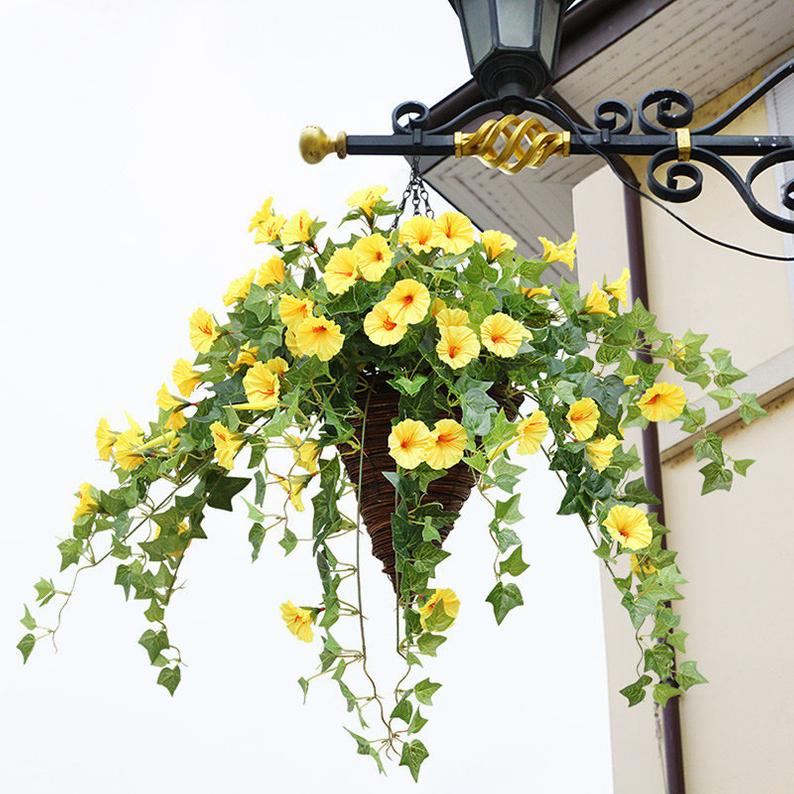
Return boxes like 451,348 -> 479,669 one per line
341,374 -> 518,588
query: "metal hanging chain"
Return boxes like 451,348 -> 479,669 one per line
390,156 -> 434,232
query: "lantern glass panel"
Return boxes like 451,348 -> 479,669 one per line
539,0 -> 561,68
494,0 -> 537,49
459,0 -> 494,67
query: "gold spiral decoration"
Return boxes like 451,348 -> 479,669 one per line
454,115 -> 571,174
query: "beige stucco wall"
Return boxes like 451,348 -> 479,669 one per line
573,67 -> 794,794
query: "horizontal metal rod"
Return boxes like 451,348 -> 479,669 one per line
346,133 -> 794,158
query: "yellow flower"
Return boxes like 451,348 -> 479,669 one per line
295,315 -> 345,361
516,411 -> 549,454
165,409 -> 187,432
436,325 -> 480,369
623,374 -> 640,386
95,418 -> 117,461
638,382 -> 686,422
567,397 -> 600,441
435,307 -> 470,327
430,297 -> 447,317
257,256 -> 285,287
480,229 -> 516,261
419,588 -> 460,631
382,278 -> 430,325
223,268 -> 256,306
603,505 -> 652,550
280,209 -> 313,245
230,342 -> 259,372
72,482 -> 98,522
278,294 -> 314,330
265,356 -> 289,376
156,384 -> 182,411
254,214 -> 286,244
430,211 -> 475,254
363,303 -> 408,346
275,474 -> 308,511
285,434 -> 320,475
539,232 -> 578,270
425,419 -> 468,470
605,267 -> 630,306
172,358 -> 202,397
399,216 -> 436,254
480,313 -> 526,358
353,234 -> 392,281
584,282 -> 616,317
236,361 -> 280,410
346,184 -> 387,218
387,419 -> 432,469
323,248 -> 358,295
586,434 -> 622,472
630,553 -> 657,576
113,418 -> 146,471
522,286 -> 552,299
280,601 -> 314,642
210,421 -> 244,470
248,197 -> 273,232
189,308 -> 220,353
285,328 -> 301,357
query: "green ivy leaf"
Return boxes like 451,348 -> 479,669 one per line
732,458 -> 755,476
57,538 -> 83,571
17,633 -> 36,664
407,708 -> 428,735
693,431 -> 724,465
417,633 -> 447,657
414,678 -> 442,706
248,523 -> 266,561
737,393 -> 766,425
699,462 -> 733,495
33,578 -> 55,606
678,660 -> 708,690
653,683 -> 682,707
139,629 -> 169,664
388,374 -> 428,396
707,388 -> 736,410
495,494 -> 523,524
279,527 -> 298,556
399,740 -> 429,782
157,665 -> 181,696
390,697 -> 413,723
619,674 -> 652,706
623,477 -> 661,506
485,582 -> 524,625
489,457 -> 524,493
499,546 -> 530,577
345,729 -> 385,775
20,605 -> 36,631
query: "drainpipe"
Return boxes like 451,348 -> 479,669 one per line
623,182 -> 686,794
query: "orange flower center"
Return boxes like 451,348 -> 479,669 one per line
448,344 -> 459,359
646,394 -> 661,405
436,433 -> 454,445
402,295 -> 414,306
383,318 -> 397,331
491,333 -> 505,344
312,325 -> 328,335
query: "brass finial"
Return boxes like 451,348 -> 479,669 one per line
299,125 -> 347,164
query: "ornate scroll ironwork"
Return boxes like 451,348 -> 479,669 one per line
300,59 -> 794,233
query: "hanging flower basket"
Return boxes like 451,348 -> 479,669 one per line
19,186 -> 765,781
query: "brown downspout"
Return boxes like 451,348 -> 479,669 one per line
623,183 -> 686,794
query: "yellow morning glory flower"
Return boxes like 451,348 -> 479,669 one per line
346,185 -> 387,218
584,282 -> 616,317
254,214 -> 286,244
280,209 -> 313,245
156,384 -> 182,411
353,234 -> 392,281
295,315 -> 345,361
285,434 -> 321,475
382,278 -> 430,325
323,248 -> 358,295
479,312 -> 527,358
278,294 -> 314,330
248,197 -> 273,232
430,211 -> 475,255
425,419 -> 468,470
72,483 -> 98,522
210,421 -> 244,470
230,342 -> 259,372
275,474 -> 308,512
516,411 -> 549,455
522,286 -> 552,299
280,601 -> 314,642
188,307 -> 220,353
223,269 -> 256,306
172,358 -> 202,397
630,553 -> 657,576
387,419 -> 432,469
480,229 -> 516,261
605,267 -> 630,306
435,307 -> 470,328
95,418 -> 117,461
567,398 -> 600,441
399,216 -> 435,254
539,232 -> 578,270
586,434 -> 622,472
623,374 -> 640,386
603,505 -> 652,550
265,356 -> 289,376
257,256 -> 285,287
113,418 -> 146,471
165,409 -> 187,432
419,588 -> 460,632
235,361 -> 280,411
363,303 -> 408,346
637,382 -> 686,422
436,324 -> 480,369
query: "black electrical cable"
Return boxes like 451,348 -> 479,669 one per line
534,98 -> 794,262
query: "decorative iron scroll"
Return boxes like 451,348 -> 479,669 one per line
300,59 -> 794,233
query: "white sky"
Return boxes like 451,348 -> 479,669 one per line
0,2 -> 613,791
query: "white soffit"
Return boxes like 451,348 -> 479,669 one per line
424,0 -> 794,263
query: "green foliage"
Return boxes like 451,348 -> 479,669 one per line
23,193 -> 762,779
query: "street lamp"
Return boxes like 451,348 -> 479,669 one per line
451,0 -> 573,100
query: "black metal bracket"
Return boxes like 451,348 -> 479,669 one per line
302,60 -> 794,234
